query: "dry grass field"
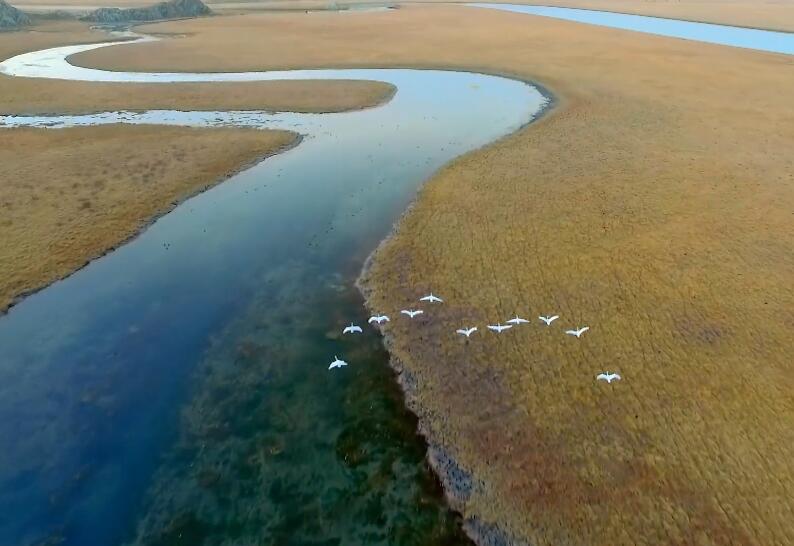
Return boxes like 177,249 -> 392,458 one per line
69,5 -> 794,545
0,126 -> 296,312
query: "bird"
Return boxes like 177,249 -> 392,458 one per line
487,323 -> 513,333
343,323 -> 363,334
565,326 -> 590,338
596,372 -> 621,383
456,327 -> 478,337
368,315 -> 390,324
401,309 -> 424,318
420,293 -> 443,303
538,315 -> 559,326
506,315 -> 530,325
329,356 -> 348,370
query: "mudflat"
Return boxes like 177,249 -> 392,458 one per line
71,5 -> 794,546
0,125 -> 296,312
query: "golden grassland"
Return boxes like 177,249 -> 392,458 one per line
0,125 -> 296,312
72,5 -> 794,545
0,21 -> 394,114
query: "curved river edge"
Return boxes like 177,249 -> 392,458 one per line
356,82 -> 556,546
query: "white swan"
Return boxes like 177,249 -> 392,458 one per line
401,309 -> 424,318
456,327 -> 478,337
343,323 -> 363,334
368,315 -> 390,324
329,356 -> 348,370
487,323 -> 513,333
565,326 -> 589,338
596,372 -> 621,383
506,315 -> 530,325
419,293 -> 443,303
538,315 -> 559,325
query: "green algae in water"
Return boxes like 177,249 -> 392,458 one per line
127,262 -> 472,546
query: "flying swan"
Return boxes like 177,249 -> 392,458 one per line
487,323 -> 513,333
329,356 -> 348,370
343,323 -> 363,334
538,315 -> 559,326
456,327 -> 478,337
368,315 -> 390,324
565,326 -> 590,338
401,309 -> 424,318
506,315 -> 530,325
596,372 -> 621,383
419,293 -> 443,303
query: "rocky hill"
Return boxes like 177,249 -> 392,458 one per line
82,0 -> 210,23
0,0 -> 31,29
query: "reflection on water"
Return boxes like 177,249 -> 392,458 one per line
473,3 -> 794,55
0,39 -> 547,546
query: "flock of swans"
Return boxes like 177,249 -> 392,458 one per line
328,293 -> 621,384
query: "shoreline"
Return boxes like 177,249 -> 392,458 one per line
354,82 -> 553,545
1,129 -> 302,316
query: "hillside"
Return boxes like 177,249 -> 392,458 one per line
0,0 -> 30,29
82,0 -> 209,23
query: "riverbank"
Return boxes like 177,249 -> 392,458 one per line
0,125 -> 298,313
70,5 -> 794,545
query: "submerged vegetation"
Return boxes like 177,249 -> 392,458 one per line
127,278 -> 472,546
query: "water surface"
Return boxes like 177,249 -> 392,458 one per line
0,38 -> 547,546
473,3 -> 794,55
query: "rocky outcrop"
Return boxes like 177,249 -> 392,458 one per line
0,0 -> 31,29
81,0 -> 210,23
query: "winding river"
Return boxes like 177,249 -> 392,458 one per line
1,5 -> 791,546
0,31 -> 547,546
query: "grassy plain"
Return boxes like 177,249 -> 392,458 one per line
0,126 -> 296,312
71,5 -> 794,546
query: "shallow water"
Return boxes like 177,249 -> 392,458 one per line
473,3 -> 794,55
0,38 -> 546,546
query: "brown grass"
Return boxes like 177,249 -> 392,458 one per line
0,125 -> 296,312
0,21 -> 394,114
69,5 -> 794,545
